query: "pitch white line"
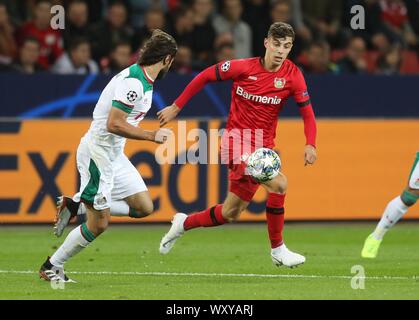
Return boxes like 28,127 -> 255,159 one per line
0,270 -> 417,281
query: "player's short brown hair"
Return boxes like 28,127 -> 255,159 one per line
137,29 -> 178,66
267,22 -> 295,41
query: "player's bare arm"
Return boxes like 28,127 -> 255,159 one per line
157,103 -> 181,127
107,106 -> 172,143
157,58 -> 243,127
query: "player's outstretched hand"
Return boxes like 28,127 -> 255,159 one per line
157,104 -> 180,127
154,128 -> 173,144
304,145 -> 317,166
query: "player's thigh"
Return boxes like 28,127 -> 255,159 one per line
111,153 -> 148,202
73,139 -> 113,211
222,192 -> 250,220
261,172 -> 287,194
124,191 -> 154,215
85,203 -> 110,236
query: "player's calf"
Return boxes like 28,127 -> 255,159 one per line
221,205 -> 243,222
85,206 -> 110,237
220,192 -> 250,223
125,191 -> 154,218
128,202 -> 154,218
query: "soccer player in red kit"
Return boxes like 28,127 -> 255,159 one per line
158,22 -> 317,267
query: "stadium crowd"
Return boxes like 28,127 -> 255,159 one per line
0,0 -> 418,75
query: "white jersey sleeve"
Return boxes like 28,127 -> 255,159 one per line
111,78 -> 144,114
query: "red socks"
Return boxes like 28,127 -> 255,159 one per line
183,204 -> 227,230
266,193 -> 285,248
182,195 -> 285,248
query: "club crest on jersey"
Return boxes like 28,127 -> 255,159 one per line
127,91 -> 138,103
274,78 -> 286,89
221,61 -> 230,72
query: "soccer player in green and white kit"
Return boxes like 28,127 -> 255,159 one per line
362,152 -> 419,258
39,30 -> 177,282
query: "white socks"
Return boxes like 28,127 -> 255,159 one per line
50,223 -> 94,267
373,196 -> 409,240
77,200 -> 130,217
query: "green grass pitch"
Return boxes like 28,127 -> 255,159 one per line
0,223 -> 418,300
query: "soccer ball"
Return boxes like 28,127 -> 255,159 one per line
246,148 -> 281,182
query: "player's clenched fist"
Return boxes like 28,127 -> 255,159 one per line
157,104 -> 180,127
154,128 -> 173,144
304,145 -> 317,166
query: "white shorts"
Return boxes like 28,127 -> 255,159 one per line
408,152 -> 419,190
73,137 -> 147,210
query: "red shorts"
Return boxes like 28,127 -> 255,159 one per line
220,133 -> 261,202
228,159 -> 260,202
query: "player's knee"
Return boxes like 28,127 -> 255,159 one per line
269,175 -> 288,194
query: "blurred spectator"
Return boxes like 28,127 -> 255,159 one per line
1,0 -> 36,25
337,37 -> 368,74
289,0 -> 312,42
102,40 -> 132,73
214,31 -> 234,47
271,0 -> 311,41
16,0 -> 64,69
213,0 -> 252,58
301,0 -> 343,48
376,44 -> 402,74
131,5 -> 166,53
215,40 -> 236,62
242,0 -> 271,57
376,0 -> 417,48
89,0 -> 134,62
0,2 -> 17,66
270,0 -> 306,60
404,0 -> 419,43
52,37 -> 99,74
63,0 -> 90,49
12,37 -> 44,73
127,0 -> 168,29
371,32 -> 392,53
300,41 -> 338,74
172,44 -> 193,74
190,0 -> 216,68
76,0 -> 107,24
168,6 -> 195,48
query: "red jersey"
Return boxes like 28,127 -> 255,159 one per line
213,57 -> 311,149
17,22 -> 64,69
175,57 -> 316,156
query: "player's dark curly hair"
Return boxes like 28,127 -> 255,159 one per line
267,22 -> 295,41
137,30 -> 178,66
